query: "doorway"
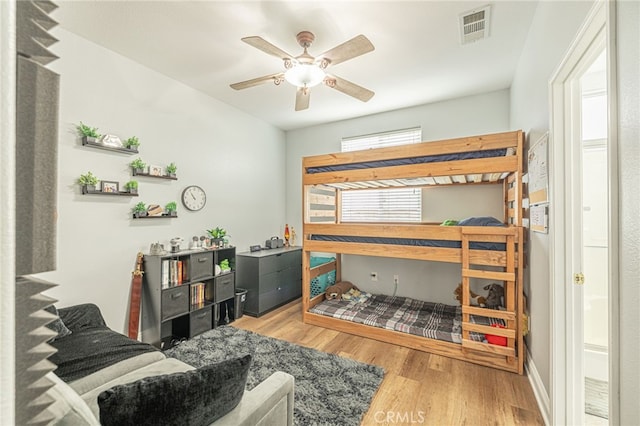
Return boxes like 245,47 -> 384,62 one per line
580,50 -> 609,424
549,1 -> 618,425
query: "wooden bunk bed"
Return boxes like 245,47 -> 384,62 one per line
301,130 -> 526,374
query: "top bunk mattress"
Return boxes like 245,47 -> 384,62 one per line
306,148 -> 509,174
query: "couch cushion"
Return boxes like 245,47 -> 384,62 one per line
58,303 -> 107,331
50,327 -> 160,383
70,351 -> 166,396
44,372 -> 99,426
97,354 -> 252,426
44,305 -> 72,342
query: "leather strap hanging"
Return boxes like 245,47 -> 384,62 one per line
128,252 -> 144,339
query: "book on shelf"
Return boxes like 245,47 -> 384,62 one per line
191,282 -> 207,306
171,260 -> 178,286
161,260 -> 169,289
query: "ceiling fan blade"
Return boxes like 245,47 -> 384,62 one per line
324,74 -> 374,102
318,35 -> 374,67
295,87 -> 310,111
230,73 -> 284,90
241,36 -> 293,60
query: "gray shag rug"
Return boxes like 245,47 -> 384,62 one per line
165,325 -> 385,426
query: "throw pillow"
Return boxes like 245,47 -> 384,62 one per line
98,354 -> 251,426
44,305 -> 72,342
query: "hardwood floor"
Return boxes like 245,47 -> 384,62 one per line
233,299 -> 544,426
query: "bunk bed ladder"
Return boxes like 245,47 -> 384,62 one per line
460,229 -> 518,367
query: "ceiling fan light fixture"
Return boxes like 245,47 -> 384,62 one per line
284,63 -> 325,88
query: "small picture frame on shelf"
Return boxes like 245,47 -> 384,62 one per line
101,181 -> 119,193
149,165 -> 163,176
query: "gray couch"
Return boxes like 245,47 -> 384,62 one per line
46,304 -> 294,425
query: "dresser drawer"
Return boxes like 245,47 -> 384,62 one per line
214,272 -> 234,302
161,287 -> 189,320
282,264 -> 302,282
259,266 -> 302,294
258,281 -> 299,313
258,271 -> 280,294
190,306 -> 212,337
190,252 -> 214,281
258,250 -> 301,275
259,286 -> 287,313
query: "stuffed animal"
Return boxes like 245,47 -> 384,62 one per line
325,281 -> 359,300
454,283 -> 486,307
483,283 -> 504,309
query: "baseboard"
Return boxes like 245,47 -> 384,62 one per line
526,350 -> 550,426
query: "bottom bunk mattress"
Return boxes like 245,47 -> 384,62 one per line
308,294 -> 503,344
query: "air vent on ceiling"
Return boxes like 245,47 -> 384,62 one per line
459,5 -> 491,45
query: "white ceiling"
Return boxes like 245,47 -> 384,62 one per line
52,1 -> 539,131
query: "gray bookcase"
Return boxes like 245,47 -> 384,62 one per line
141,247 -> 236,349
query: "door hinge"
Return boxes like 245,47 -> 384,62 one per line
574,272 -> 585,285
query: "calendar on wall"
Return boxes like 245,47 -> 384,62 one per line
528,132 -> 549,233
528,132 -> 549,206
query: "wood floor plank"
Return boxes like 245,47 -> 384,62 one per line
233,299 -> 543,425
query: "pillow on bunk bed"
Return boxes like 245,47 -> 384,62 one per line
457,216 -> 505,227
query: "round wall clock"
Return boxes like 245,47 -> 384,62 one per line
181,185 -> 206,211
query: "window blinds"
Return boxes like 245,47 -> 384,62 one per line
341,127 -> 422,222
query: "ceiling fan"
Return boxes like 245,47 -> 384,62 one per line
230,31 -> 375,111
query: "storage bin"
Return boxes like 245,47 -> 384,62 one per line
234,288 -> 248,319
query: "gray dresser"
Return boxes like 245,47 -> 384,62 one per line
236,247 -> 302,316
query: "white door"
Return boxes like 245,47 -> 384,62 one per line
579,52 -> 609,424
549,1 -> 618,425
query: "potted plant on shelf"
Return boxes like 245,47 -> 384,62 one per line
124,136 -> 140,151
77,122 -> 101,144
130,158 -> 147,175
206,227 -> 228,248
78,171 -> 99,193
165,162 -> 177,178
165,201 -> 177,217
124,180 -> 138,194
132,201 -> 147,218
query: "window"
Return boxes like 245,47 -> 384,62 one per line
341,128 -> 422,222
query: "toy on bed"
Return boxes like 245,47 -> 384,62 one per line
485,324 -> 508,346
454,283 -> 486,307
483,283 -> 504,309
341,288 -> 372,303
325,281 -> 359,300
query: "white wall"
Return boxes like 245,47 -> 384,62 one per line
509,0 -> 595,396
616,0 -> 640,422
37,29 -> 286,333
286,90 -> 509,301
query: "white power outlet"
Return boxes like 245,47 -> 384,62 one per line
394,275 -> 399,285
370,272 -> 378,281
